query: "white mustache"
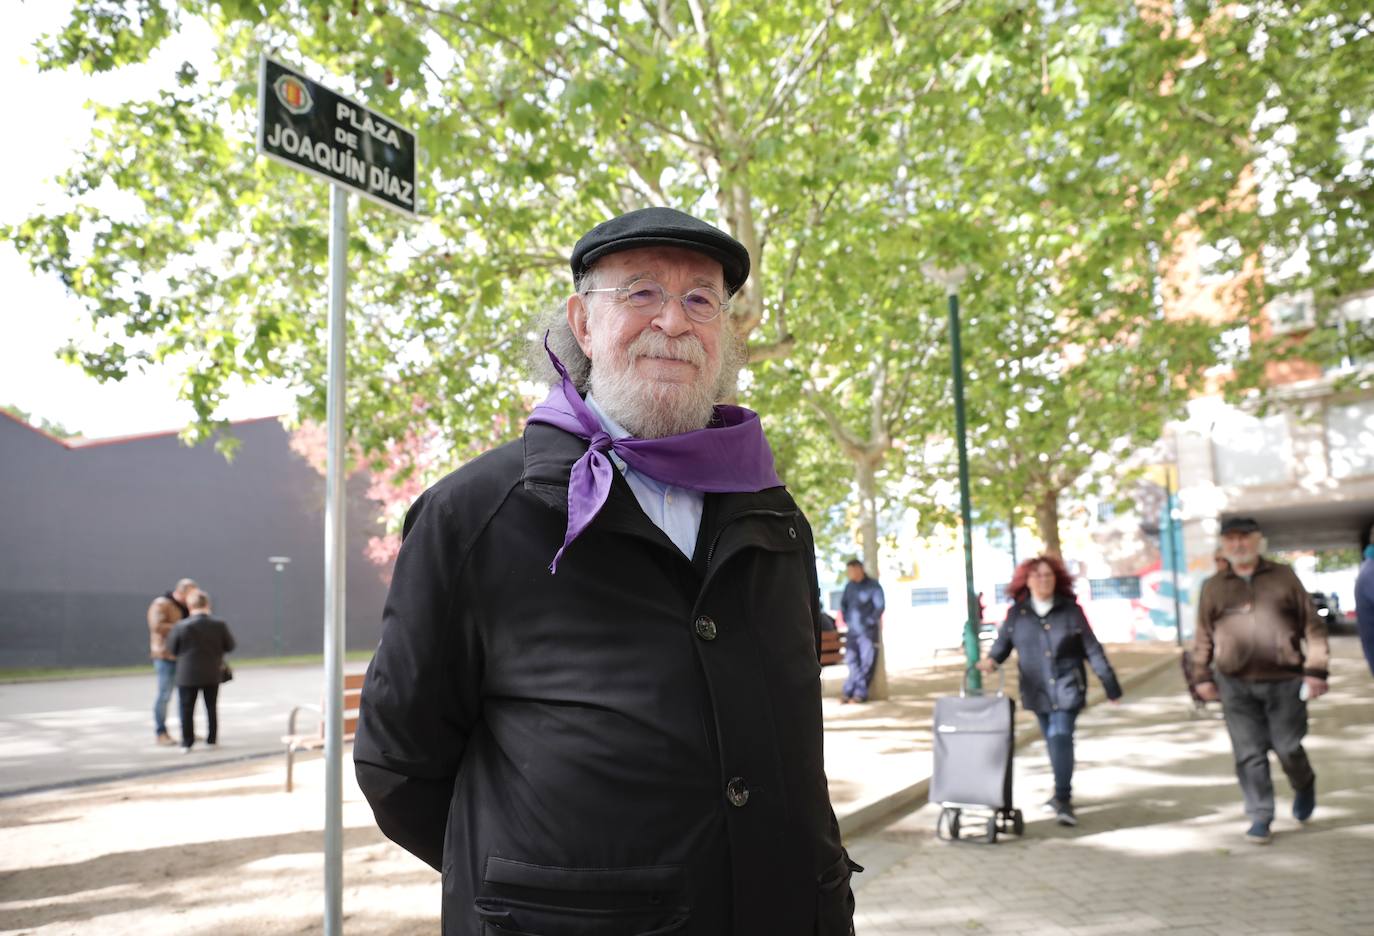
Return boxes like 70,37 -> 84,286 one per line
627,330 -> 706,368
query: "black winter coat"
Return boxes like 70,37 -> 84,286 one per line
167,613 -> 235,687
987,596 -> 1122,714
354,422 -> 856,936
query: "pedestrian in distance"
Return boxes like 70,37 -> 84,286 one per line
1356,523 -> 1374,678
1192,516 -> 1329,844
978,554 -> 1122,827
168,589 -> 235,753
147,577 -> 196,746
839,558 -> 885,705
354,207 -> 858,936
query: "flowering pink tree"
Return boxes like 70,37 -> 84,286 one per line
288,402 -> 525,583
288,418 -> 441,583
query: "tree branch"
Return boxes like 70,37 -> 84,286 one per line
400,0 -> 571,84
746,335 -> 796,363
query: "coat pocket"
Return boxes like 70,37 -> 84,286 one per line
815,851 -> 862,936
474,858 -> 689,936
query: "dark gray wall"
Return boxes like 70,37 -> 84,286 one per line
0,414 -> 391,667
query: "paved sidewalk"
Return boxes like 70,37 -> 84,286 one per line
0,664 -> 362,795
846,635 -> 1374,936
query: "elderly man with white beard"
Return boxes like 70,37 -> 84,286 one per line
1193,515 -> 1329,846
355,207 -> 859,936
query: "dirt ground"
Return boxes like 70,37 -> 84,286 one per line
0,753 -> 440,935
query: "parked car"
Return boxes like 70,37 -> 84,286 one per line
1310,591 -> 1352,634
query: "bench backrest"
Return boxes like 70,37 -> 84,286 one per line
343,671 -> 364,739
819,630 -> 844,667
307,672 -> 365,741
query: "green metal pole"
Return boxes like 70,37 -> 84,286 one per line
1009,512 -> 1018,571
1165,473 -> 1184,647
949,290 -> 982,690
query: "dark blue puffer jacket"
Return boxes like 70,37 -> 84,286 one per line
987,595 -> 1122,714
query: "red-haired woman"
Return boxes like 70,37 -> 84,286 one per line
977,555 -> 1122,826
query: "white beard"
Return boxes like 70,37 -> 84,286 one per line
588,327 -> 720,439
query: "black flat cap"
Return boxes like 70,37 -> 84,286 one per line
571,207 -> 750,294
1220,516 -> 1261,535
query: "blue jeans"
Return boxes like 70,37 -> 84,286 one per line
1035,709 -> 1078,803
842,627 -> 879,701
153,659 -> 176,736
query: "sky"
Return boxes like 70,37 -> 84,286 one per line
1,4 -> 294,440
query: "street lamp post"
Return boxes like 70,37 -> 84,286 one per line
1009,512 -> 1018,572
1162,473 -> 1184,647
923,263 -> 981,690
269,556 -> 292,655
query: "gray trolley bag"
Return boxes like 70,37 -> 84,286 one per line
930,666 -> 1024,843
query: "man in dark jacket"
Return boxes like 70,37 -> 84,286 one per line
167,590 -> 235,752
355,208 -> 857,936
1193,516 -> 1329,844
839,559 -> 884,704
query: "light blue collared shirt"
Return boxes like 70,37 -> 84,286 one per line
585,395 -> 704,559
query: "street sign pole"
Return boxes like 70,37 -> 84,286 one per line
257,55 -> 416,936
322,182 -> 348,936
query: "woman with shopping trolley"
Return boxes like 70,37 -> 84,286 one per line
977,555 -> 1122,827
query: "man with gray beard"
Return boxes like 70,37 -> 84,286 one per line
356,207 -> 858,936
1193,516 -> 1328,845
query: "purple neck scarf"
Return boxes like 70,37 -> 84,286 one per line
527,339 -> 782,572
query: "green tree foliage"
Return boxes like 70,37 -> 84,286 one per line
5,0 -> 1368,565
1102,1 -> 1374,389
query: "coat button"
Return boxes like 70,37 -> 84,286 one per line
695,616 -> 717,641
725,777 -> 750,807
787,526 -> 797,539
1045,650 -> 1052,657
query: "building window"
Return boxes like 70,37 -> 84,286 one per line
1212,411 -> 1292,487
828,589 -> 844,612
1326,399 -> 1374,479
993,583 -> 1013,603
910,587 -> 950,607
1089,577 -> 1142,600
1329,292 -> 1374,373
1267,291 -> 1315,334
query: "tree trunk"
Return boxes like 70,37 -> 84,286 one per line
854,457 -> 889,700
855,458 -> 880,574
1035,488 -> 1062,559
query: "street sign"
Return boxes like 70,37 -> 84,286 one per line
258,55 -> 417,217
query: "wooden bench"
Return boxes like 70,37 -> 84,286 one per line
819,629 -> 847,667
282,671 -> 365,792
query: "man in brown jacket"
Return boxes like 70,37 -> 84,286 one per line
1193,517 -> 1328,844
148,578 -> 196,745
